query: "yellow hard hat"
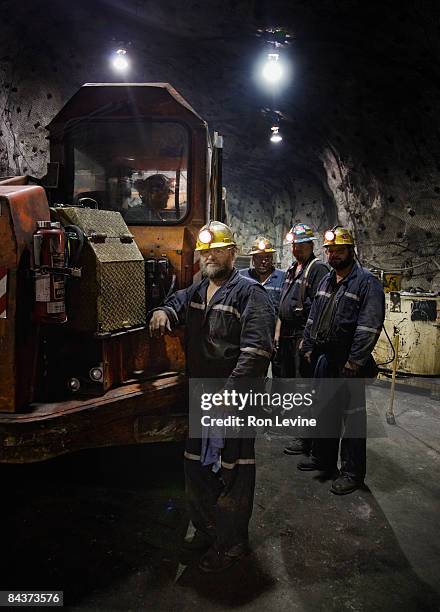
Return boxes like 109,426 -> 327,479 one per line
249,236 -> 276,255
195,220 -> 237,251
323,225 -> 355,246
285,223 -> 317,244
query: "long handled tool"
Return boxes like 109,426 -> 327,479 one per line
386,329 -> 399,425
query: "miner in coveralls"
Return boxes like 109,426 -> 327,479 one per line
273,223 -> 329,456
149,221 -> 275,571
240,236 -> 285,315
299,226 -> 385,495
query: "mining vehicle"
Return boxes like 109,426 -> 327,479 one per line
0,83 -> 224,463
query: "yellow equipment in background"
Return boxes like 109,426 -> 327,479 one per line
374,292 -> 440,376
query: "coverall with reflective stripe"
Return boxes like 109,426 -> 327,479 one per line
302,262 -> 385,480
273,256 -> 328,378
240,267 -> 285,315
160,268 -> 275,552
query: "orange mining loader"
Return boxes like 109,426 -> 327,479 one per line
0,83 -> 223,463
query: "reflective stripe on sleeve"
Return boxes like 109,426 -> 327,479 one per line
190,301 -> 205,310
211,304 -> 241,319
317,290 -> 332,297
221,458 -> 256,469
241,346 -> 271,359
184,451 -> 201,461
345,292 -> 360,301
356,325 -> 381,334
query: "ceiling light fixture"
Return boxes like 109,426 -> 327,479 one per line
112,48 -> 129,72
270,126 -> 282,143
262,53 -> 283,83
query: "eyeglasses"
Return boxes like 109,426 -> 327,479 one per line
199,247 -> 235,258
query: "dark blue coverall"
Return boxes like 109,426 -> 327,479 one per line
240,267 -> 286,315
301,262 -> 385,481
160,268 -> 275,553
273,256 -> 329,378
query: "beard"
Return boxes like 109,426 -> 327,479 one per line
329,253 -> 354,270
200,260 -> 232,280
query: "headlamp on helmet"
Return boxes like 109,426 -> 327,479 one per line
285,223 -> 317,244
195,221 -> 237,251
198,228 -> 213,245
248,236 -> 276,255
323,225 -> 355,247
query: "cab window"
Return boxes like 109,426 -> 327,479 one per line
68,120 -> 189,224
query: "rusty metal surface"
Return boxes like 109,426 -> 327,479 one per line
0,373 -> 188,463
0,84 -> 208,468
1,185 -> 49,247
0,186 -> 50,412
0,176 -> 28,186
35,326 -> 185,399
129,224 -> 198,290
47,83 -> 207,132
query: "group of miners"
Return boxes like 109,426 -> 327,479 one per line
149,219 -> 385,573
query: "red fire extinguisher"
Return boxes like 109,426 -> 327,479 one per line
33,220 -> 67,324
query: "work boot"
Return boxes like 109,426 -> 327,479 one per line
199,544 -> 248,573
297,458 -> 337,475
181,530 -> 214,551
331,474 -> 362,495
283,438 -> 309,455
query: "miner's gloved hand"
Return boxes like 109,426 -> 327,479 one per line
341,360 -> 360,378
149,310 -> 171,338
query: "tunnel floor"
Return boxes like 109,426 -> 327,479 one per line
1,384 -> 439,611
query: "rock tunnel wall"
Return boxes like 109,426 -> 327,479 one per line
226,172 -> 334,269
320,137 -> 440,291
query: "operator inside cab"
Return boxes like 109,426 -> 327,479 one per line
70,119 -> 188,224
123,174 -> 174,223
